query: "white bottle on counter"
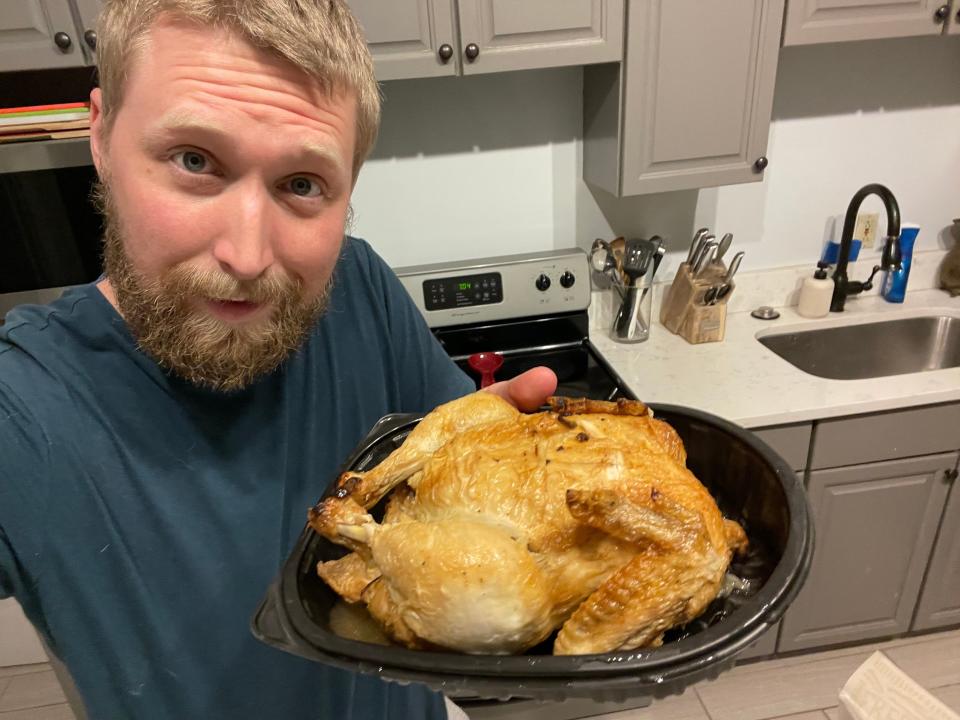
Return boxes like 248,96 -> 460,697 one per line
797,263 -> 833,318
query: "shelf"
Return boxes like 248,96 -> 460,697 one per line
0,136 -> 92,174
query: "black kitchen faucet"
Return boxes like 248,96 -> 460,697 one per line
830,183 -> 902,312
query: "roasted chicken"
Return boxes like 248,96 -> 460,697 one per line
309,393 -> 747,655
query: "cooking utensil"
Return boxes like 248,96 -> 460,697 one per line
715,233 -> 734,264
704,250 -> 744,305
692,240 -> 717,277
590,239 -> 616,278
609,237 -> 626,282
467,352 -> 503,388
652,244 -> 666,279
696,244 -> 719,279
622,238 -> 653,285
686,227 -> 710,265
724,251 -> 744,283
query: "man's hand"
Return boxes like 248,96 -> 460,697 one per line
483,367 -> 558,412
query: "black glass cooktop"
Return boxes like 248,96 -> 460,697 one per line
434,311 -> 635,402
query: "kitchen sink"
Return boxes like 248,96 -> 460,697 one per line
757,314 -> 960,380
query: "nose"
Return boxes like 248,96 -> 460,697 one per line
211,181 -> 275,280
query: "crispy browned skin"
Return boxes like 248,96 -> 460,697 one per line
309,393 -> 746,655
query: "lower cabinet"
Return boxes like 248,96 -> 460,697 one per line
737,422 -> 811,660
777,452 -> 957,653
913,460 -> 960,631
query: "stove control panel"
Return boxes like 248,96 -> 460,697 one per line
395,249 -> 591,328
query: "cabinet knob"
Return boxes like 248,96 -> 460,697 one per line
438,43 -> 453,62
84,30 -> 97,50
753,156 -> 769,172
54,31 -> 72,50
465,43 -> 480,61
945,468 -> 959,484
934,4 -> 949,23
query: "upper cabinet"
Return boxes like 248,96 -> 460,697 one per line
347,0 -> 624,81
583,0 -> 785,196
0,0 -> 98,72
782,0 -> 960,45
456,0 -> 624,75
345,0 -> 459,80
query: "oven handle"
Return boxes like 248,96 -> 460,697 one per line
447,340 -> 584,363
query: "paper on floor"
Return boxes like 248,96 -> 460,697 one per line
836,650 -> 959,720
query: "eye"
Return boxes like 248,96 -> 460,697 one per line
172,150 -> 213,174
284,176 -> 324,198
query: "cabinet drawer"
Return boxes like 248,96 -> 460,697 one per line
811,402 -> 960,470
752,422 -> 811,472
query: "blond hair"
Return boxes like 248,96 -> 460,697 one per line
96,0 -> 380,179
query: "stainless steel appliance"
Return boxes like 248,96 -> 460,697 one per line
395,249 -> 637,402
0,151 -> 101,319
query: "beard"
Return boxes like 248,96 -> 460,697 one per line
94,180 -> 333,392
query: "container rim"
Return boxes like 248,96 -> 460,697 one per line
252,402 -> 813,680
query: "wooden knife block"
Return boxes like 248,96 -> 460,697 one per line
659,263 -> 733,344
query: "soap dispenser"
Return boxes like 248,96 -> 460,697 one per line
797,262 -> 833,318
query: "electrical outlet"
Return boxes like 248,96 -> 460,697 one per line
854,212 -> 879,249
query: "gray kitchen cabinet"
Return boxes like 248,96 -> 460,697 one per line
71,0 -> 99,61
345,0 -> 459,80
778,452 -> 957,653
782,0 -> 956,45
0,0 -> 86,72
752,422 -> 812,473
456,0 -> 623,75
347,0 -> 623,81
582,0 -> 784,197
811,402 -> 960,470
737,421 -> 811,661
913,458 -> 960,631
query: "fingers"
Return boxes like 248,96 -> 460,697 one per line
483,366 -> 558,412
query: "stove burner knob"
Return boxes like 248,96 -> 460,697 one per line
535,274 -> 551,292
559,271 -> 575,289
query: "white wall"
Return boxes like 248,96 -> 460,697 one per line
351,35 -> 960,275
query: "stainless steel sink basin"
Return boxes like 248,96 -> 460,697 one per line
757,315 -> 960,380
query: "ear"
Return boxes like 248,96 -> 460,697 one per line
89,87 -> 106,176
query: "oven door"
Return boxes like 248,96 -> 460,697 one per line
0,165 -> 102,317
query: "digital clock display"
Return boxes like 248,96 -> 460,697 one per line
423,272 -> 503,311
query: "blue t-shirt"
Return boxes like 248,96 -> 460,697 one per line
0,237 -> 474,719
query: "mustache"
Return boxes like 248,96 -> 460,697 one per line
161,266 -> 303,305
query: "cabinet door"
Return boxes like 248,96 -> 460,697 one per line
72,0 -> 101,64
0,0 -> 84,72
593,0 -> 784,196
778,453 -> 954,653
913,463 -> 960,630
346,0 -> 458,81
950,0 -> 960,34
456,0 -> 623,75
783,0 -> 947,45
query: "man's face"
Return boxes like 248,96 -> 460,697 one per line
90,16 -> 358,391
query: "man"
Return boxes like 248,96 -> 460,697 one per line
0,1 -> 556,718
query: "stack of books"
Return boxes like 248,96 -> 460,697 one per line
0,102 -> 91,144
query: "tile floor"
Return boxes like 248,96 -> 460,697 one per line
1,629 -> 958,719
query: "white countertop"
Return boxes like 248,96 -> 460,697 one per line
589,289 -> 960,429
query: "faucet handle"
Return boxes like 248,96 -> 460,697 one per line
862,265 -> 882,291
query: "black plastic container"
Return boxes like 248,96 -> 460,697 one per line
252,404 -> 814,702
